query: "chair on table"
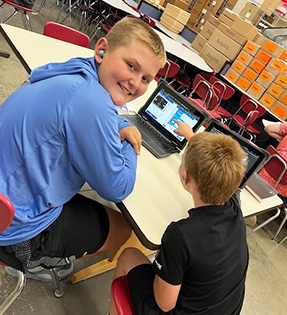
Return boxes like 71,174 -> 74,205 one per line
227,94 -> 266,142
0,0 -> 46,30
258,145 -> 287,245
208,76 -> 235,119
111,276 -> 135,315
141,14 -> 155,27
43,21 -> 90,47
155,59 -> 180,82
187,74 -> 221,121
0,193 -> 65,314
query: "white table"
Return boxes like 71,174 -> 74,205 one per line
102,0 -> 141,17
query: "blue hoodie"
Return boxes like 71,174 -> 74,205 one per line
0,57 -> 137,246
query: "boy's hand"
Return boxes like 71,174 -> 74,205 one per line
173,119 -> 194,140
119,126 -> 142,155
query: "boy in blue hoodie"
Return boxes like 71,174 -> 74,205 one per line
0,18 -> 166,281
111,123 -> 249,315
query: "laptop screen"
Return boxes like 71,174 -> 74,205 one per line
139,81 -> 208,150
205,119 -> 268,189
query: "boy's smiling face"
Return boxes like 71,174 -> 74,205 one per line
95,38 -> 161,106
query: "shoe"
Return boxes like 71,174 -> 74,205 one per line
5,262 -> 74,282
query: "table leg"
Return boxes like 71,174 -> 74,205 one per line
0,50 -> 10,58
71,231 -> 155,284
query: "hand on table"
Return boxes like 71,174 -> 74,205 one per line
119,126 -> 142,155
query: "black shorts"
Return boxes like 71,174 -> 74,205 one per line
127,264 -> 165,315
0,194 -> 109,270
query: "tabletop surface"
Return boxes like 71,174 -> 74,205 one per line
102,0 -> 141,17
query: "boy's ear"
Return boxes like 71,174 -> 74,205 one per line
94,38 -> 109,64
183,170 -> 191,185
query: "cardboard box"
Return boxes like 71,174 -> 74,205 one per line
217,24 -> 247,46
249,59 -> 265,74
218,14 -> 234,27
231,16 -> 258,41
253,33 -> 267,46
247,82 -> 265,100
186,12 -> 200,29
221,8 -> 238,21
265,58 -> 287,76
173,0 -> 191,10
200,21 -> 217,40
239,2 -> 263,25
273,45 -> 286,59
262,40 -> 278,54
243,41 -> 260,56
260,0 -> 281,12
225,68 -> 240,83
235,76 -> 251,91
280,91 -> 287,106
231,60 -> 245,74
226,0 -> 238,10
208,15 -> 222,27
242,67 -> 258,81
237,50 -> 253,66
272,102 -> 287,120
259,93 -> 276,109
190,34 -> 208,53
267,83 -> 285,100
203,0 -> 227,15
254,49 -> 272,65
200,43 -> 230,72
275,74 -> 287,89
193,10 -> 213,33
208,29 -> 243,60
256,70 -> 275,88
189,0 -> 209,16
215,0 -> 231,17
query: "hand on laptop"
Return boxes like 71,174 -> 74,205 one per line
119,126 -> 142,155
173,120 -> 194,141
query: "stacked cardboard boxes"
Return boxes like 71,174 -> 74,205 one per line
160,4 -> 191,33
191,11 -> 258,72
225,37 -> 287,120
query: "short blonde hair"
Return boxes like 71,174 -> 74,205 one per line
185,132 -> 247,205
105,18 -> 166,68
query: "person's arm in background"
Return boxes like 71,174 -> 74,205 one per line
264,122 -> 287,141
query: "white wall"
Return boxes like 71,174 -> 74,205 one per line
232,0 -> 264,14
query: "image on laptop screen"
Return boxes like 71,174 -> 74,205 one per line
205,119 -> 268,189
144,88 -> 201,142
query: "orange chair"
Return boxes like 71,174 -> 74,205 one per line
0,193 -> 64,313
43,21 -> 90,47
111,276 -> 135,315
258,145 -> 287,245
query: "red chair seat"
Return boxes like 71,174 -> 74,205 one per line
233,115 -> 261,134
111,276 -> 135,315
2,0 -> 34,12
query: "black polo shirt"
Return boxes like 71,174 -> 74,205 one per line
153,195 -> 249,315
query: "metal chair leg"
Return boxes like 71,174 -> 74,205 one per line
279,233 -> 287,245
2,9 -> 18,24
0,270 -> 25,315
273,207 -> 287,242
50,268 -> 64,298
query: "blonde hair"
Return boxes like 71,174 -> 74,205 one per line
105,18 -> 166,68
185,132 -> 247,205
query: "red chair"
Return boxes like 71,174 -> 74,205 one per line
187,74 -> 221,120
0,193 -> 64,313
155,59 -> 180,82
258,145 -> 287,245
141,14 -> 156,27
227,94 -> 266,141
208,76 -> 235,118
111,276 -> 135,315
43,21 -> 90,47
0,0 -> 46,30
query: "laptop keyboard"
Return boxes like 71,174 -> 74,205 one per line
124,115 -> 176,152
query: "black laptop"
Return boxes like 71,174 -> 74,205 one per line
122,81 -> 208,158
205,119 -> 269,189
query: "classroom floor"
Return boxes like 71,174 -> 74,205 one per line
1,1 -> 287,314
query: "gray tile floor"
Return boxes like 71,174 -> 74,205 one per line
1,1 -> 287,314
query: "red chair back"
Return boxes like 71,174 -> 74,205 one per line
264,145 -> 287,188
111,276 -> 135,315
0,193 -> 15,233
243,110 -> 259,129
43,21 -> 90,47
209,76 -> 235,102
142,14 -> 156,27
157,59 -> 180,80
239,94 -> 266,118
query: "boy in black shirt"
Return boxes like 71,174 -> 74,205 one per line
110,123 -> 249,315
